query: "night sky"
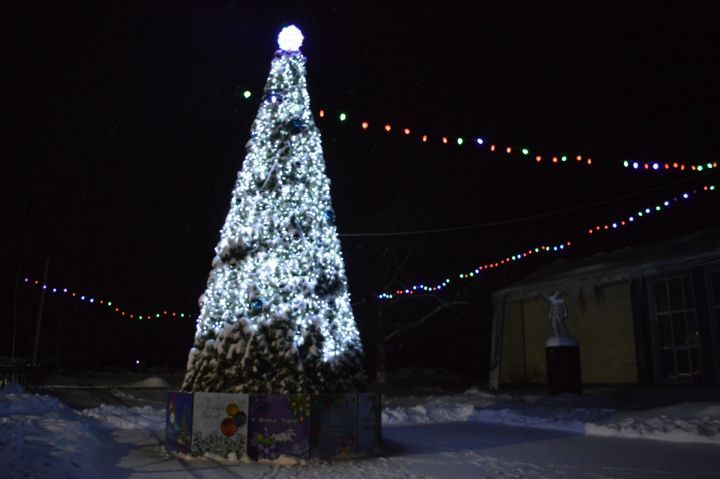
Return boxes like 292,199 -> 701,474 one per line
4,2 -> 719,377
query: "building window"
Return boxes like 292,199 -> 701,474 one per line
651,275 -> 700,380
711,272 -> 720,355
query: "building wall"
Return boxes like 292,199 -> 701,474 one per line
499,282 -> 639,385
499,301 -> 531,384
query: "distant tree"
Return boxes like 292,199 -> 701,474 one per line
348,148 -> 473,384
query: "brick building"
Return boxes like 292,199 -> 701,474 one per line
489,228 -> 720,390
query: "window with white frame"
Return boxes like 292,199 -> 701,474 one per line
711,271 -> 720,354
652,275 -> 700,380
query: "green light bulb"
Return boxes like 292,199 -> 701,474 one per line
623,160 -> 629,167
339,113 -> 347,122
457,137 -> 464,145
521,148 -> 529,155
243,90 -> 251,99
561,156 -> 567,162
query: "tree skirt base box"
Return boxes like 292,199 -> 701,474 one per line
165,391 -> 381,460
247,394 -> 311,460
165,391 -> 194,455
311,393 -> 358,457
357,392 -> 382,453
191,392 -> 249,458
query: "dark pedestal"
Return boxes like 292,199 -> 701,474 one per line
545,340 -> 582,395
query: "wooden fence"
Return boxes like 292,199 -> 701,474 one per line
0,364 -> 50,390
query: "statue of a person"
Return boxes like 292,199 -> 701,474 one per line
543,291 -> 571,338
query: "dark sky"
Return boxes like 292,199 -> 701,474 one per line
3,1 -> 719,371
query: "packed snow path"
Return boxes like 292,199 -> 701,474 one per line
97,420 -> 720,479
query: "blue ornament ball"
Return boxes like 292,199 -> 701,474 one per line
251,298 -> 264,314
289,118 -> 304,132
324,209 -> 335,223
264,92 -> 283,104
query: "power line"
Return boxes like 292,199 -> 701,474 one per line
339,175 -> 709,238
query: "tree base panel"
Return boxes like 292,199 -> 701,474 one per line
165,391 -> 382,460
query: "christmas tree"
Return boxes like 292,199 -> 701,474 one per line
182,26 -> 366,394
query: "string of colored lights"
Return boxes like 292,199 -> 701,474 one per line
623,160 -> 717,172
238,89 -> 717,173
23,183 -> 718,306
586,185 -> 716,236
377,183 -> 717,301
22,278 -> 192,321
377,239 -> 573,300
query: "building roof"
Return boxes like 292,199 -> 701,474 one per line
495,228 -> 720,298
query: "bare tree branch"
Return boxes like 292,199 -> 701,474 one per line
385,301 -> 450,342
383,288 -> 474,341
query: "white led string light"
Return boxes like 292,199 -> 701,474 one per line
183,26 -> 365,393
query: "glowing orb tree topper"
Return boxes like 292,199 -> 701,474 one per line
182,26 -> 366,395
277,25 -> 304,52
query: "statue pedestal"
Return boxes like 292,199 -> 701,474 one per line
545,337 -> 582,395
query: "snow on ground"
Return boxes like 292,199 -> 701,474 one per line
0,381 -> 169,479
125,377 -> 172,388
383,387 -> 720,444
587,402 -> 720,444
2,380 -> 720,478
381,387 -> 514,425
0,384 -> 102,478
80,404 -> 165,430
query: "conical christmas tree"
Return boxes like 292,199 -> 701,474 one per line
182,26 -> 366,394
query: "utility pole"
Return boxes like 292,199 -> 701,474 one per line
31,258 -> 50,365
11,270 -> 20,362
376,308 -> 387,385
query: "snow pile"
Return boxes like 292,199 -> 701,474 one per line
383,399 -> 475,425
472,404 -> 615,433
587,402 -> 720,444
0,385 -> 164,479
0,386 -> 102,479
382,388 -> 522,425
126,376 -> 172,388
382,388 -> 720,444
0,382 -> 65,414
80,404 -> 165,430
